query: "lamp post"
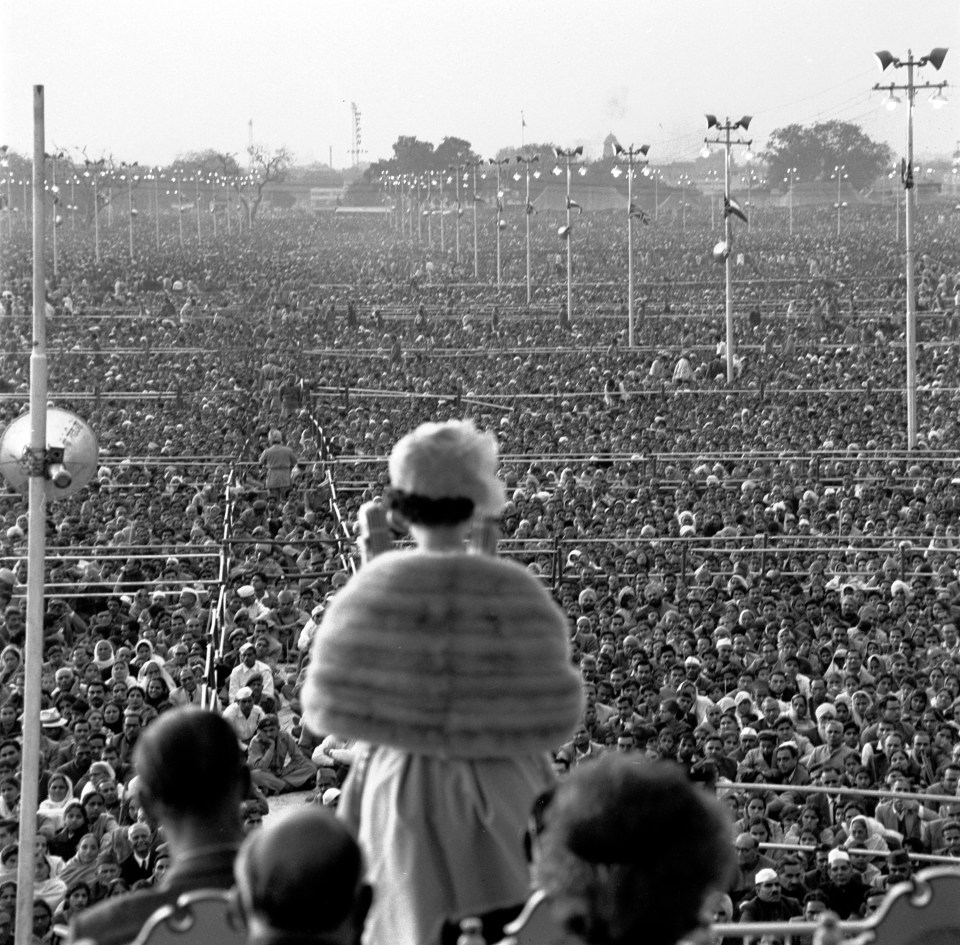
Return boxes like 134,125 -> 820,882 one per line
514,154 -> 540,305
415,175 -> 423,244
48,151 -> 65,278
705,114 -> 753,385
642,166 -> 662,221
449,162 -> 464,265
119,162 -> 139,260
152,170 -> 161,249
83,159 -> 105,263
466,159 -> 483,279
425,174 -> 433,246
874,45 -> 949,450
553,146 -> 584,329
612,143 -> 651,347
437,172 -> 445,252
784,167 -> 798,235
677,173 -> 692,230
195,173 -> 202,245
830,164 -> 848,237
489,157 -> 510,287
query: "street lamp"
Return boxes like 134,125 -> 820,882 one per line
677,173 -> 692,230
489,157 -> 510,287
514,153 -> 539,305
641,165 -> 663,221
82,158 -> 105,263
120,162 -> 139,259
465,159 -> 484,279
437,172 -> 445,252
830,164 -> 848,236
612,142 -> 650,347
874,45 -> 949,449
705,114 -> 753,385
784,166 -> 798,235
46,151 -> 66,278
554,146 -> 584,329
448,160 -> 466,265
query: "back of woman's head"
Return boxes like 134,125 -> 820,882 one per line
535,755 -> 733,945
134,709 -> 246,818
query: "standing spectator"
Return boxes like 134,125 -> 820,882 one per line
260,431 -> 297,500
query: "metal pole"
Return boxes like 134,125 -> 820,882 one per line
70,177 -> 75,232
426,176 -> 432,247
154,174 -> 160,249
177,179 -> 183,247
128,177 -> 134,259
472,164 -> 479,279
905,53 -> 917,449
51,155 -> 58,278
566,156 -> 573,328
196,175 -> 202,245
724,125 -> 734,385
627,157 -> 634,347
525,163 -> 532,305
416,178 -> 422,243
454,168 -> 461,264
495,162 -> 502,287
789,170 -> 794,236
16,84 -> 48,945
93,174 -> 100,263
439,174 -> 445,252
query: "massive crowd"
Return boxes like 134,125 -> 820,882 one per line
0,191 -> 959,942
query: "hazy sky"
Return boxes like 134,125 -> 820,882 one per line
2,1 -> 958,168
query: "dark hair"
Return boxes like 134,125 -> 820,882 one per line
383,488 -> 475,527
135,708 -> 247,818
236,808 -> 364,934
535,755 -> 732,945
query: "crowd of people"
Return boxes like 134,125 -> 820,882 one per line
0,191 -> 958,943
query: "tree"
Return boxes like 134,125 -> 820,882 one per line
176,150 -> 242,177
433,136 -> 479,170
238,145 -> 292,222
764,121 -> 891,190
492,142 -> 561,166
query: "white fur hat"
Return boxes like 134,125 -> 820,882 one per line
388,420 -> 505,516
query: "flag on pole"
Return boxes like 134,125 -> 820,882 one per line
629,203 -> 650,224
521,111 -> 526,128
566,197 -> 582,215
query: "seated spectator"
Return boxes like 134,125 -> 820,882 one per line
246,714 -> 316,796
233,807 -> 371,945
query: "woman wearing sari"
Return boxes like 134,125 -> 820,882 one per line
58,834 -> 100,888
37,773 -> 75,831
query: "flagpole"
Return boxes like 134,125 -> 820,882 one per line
521,111 -> 525,149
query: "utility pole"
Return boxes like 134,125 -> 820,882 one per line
612,143 -> 650,347
704,114 -> 753,385
874,46 -> 948,449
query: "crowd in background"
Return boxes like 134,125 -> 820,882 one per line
0,195 -> 959,939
